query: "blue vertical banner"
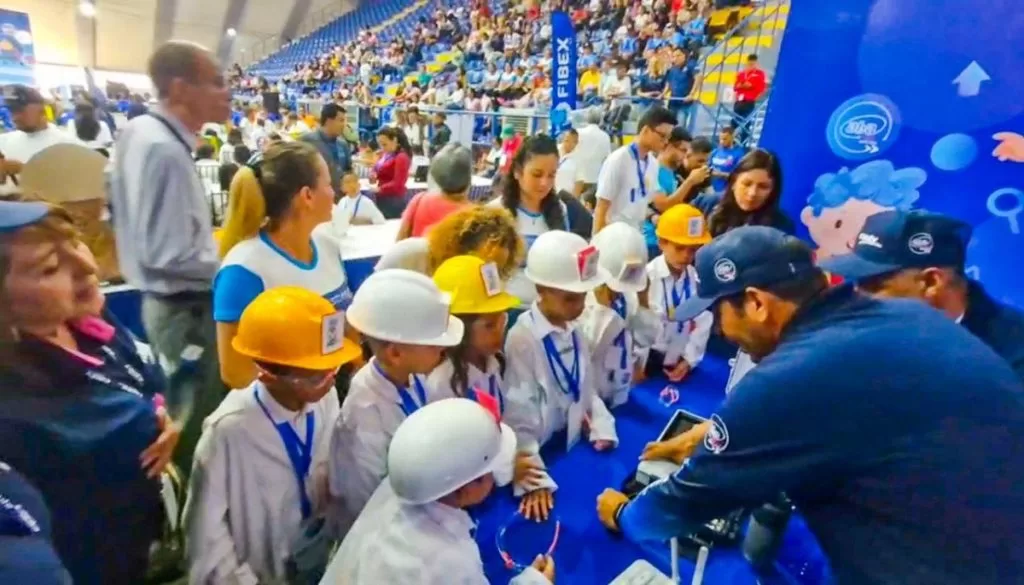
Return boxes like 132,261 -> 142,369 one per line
549,10 -> 577,136
0,10 -> 35,86
760,0 -> 1024,310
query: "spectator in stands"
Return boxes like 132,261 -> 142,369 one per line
696,148 -> 793,236
428,112 -> 452,157
709,125 -> 747,193
732,54 -> 766,143
108,40 -> 229,473
665,47 -> 700,125
555,128 -> 579,195
574,107 -> 612,205
282,111 -> 311,139
370,127 -> 413,219
214,142 -> 353,389
219,127 -> 243,165
399,143 -> 474,239
0,199 -> 177,584
300,103 -> 352,201
67,102 -> 114,151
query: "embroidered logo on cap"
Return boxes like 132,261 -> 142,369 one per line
321,312 -> 345,355
576,245 -> 599,281
480,261 -> 502,297
857,233 -> 883,249
687,216 -> 705,238
703,414 -> 730,454
908,232 -> 934,255
713,258 -> 738,283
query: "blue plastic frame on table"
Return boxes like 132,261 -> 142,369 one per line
470,358 -> 832,585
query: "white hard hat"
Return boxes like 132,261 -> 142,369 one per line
388,398 -> 517,504
347,269 -> 464,346
524,230 -> 609,293
591,222 -> 649,293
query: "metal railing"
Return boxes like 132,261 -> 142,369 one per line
687,0 -> 789,146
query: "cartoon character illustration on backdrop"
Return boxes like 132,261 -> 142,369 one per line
993,132 -> 1024,163
801,159 -> 927,259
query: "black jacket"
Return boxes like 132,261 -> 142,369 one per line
963,280 -> 1024,383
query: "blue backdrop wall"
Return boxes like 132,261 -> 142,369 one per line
759,0 -> 1023,309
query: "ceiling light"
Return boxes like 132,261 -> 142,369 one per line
78,1 -> 96,17
226,28 -> 237,37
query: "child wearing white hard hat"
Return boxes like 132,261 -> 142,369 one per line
326,269 -> 464,537
320,398 -> 554,584
504,230 -> 620,522
580,222 -> 662,407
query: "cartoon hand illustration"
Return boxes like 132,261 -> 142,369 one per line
993,132 -> 1024,163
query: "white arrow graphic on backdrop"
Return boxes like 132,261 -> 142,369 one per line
952,61 -> 991,97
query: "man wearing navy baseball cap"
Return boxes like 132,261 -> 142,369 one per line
597,225 -> 1024,585
821,209 -> 1023,381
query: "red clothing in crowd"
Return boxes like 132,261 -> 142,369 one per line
402,192 -> 471,237
671,0 -> 685,13
734,67 -> 767,103
374,151 -> 411,199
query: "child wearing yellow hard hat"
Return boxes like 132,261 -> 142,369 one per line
185,286 -> 362,585
645,204 -> 715,383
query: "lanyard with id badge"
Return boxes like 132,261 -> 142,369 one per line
628,144 -> 648,204
373,361 -> 429,417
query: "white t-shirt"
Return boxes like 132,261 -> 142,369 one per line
595,144 -> 659,230
213,228 -> 354,323
555,153 -> 578,195
574,123 -> 612,184
486,197 -> 569,306
333,194 -> 386,232
0,125 -> 80,194
374,237 -> 431,274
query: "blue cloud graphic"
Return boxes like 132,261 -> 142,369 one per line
807,159 -> 927,217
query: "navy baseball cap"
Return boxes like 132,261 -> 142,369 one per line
0,200 -> 48,234
674,226 -> 817,322
819,210 -> 971,281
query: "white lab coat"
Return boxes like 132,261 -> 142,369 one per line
319,481 -> 551,585
184,382 -> 339,585
503,305 -> 618,496
578,291 -> 661,407
645,256 -> 713,367
327,359 -> 440,537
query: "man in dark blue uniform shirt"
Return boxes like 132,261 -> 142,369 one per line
0,462 -> 71,584
596,226 -> 1024,585
822,209 -> 1024,382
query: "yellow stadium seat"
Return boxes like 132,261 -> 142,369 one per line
702,70 -> 738,86
436,52 -> 454,64
426,63 -> 443,74
699,90 -> 719,107
725,35 -> 774,49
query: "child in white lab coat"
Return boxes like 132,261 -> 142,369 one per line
327,269 -> 464,536
580,222 -> 662,407
332,170 -> 386,235
185,286 -> 363,585
644,204 -> 714,382
504,231 -> 619,521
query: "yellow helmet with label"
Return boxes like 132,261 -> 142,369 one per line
433,255 -> 521,314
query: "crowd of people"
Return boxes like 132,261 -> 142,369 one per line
2,2 -> 1024,584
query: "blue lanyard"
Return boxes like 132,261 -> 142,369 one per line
542,332 -> 581,403
352,196 -> 362,217
610,293 -> 628,320
610,294 -> 630,375
374,361 -> 427,417
254,388 -> 314,519
488,373 -> 504,414
629,144 -> 648,203
663,271 -> 691,313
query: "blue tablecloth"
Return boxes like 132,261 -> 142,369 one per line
472,358 -> 833,585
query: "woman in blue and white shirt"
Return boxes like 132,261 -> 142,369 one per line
488,135 -> 573,307
214,142 -> 355,389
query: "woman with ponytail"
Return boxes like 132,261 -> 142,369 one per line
369,126 -> 413,219
214,141 -> 355,389
487,134 -> 572,306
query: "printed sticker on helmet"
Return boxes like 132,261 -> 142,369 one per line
480,261 -> 503,297
576,245 -> 599,281
321,312 -> 345,355
617,259 -> 645,284
687,216 -> 705,238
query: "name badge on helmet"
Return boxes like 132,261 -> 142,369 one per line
480,261 -> 502,297
687,216 -> 705,238
321,312 -> 345,355
576,245 -> 599,281
618,259 -> 645,284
